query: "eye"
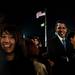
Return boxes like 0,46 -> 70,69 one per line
62,27 -> 66,29
58,27 -> 61,29
1,35 -> 6,38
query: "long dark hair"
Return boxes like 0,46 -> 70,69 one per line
0,25 -> 25,60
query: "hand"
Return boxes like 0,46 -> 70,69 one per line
48,59 -> 55,67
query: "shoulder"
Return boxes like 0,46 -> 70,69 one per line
48,35 -> 59,43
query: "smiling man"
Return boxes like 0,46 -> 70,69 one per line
48,20 -> 70,75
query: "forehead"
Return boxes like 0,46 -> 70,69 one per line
2,31 -> 12,35
56,23 -> 66,28
1,31 -> 15,38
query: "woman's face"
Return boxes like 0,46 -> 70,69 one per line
0,31 -> 16,54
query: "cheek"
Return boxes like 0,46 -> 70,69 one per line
64,29 -> 67,33
0,39 -> 4,44
11,39 -> 16,45
65,30 -> 67,32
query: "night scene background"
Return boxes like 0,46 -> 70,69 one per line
0,0 -> 75,45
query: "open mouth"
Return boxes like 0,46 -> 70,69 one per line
59,32 -> 65,35
4,45 -> 10,47
3,44 -> 10,48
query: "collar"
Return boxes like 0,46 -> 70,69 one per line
55,32 -> 65,42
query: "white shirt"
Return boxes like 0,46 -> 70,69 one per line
55,32 -> 66,45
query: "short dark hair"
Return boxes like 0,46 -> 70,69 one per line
55,20 -> 67,27
56,20 -> 66,24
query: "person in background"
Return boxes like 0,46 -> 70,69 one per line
26,36 -> 48,75
67,31 -> 75,75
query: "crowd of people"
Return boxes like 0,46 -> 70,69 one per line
0,14 -> 75,75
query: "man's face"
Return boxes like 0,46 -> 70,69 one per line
55,23 -> 67,38
0,31 -> 16,54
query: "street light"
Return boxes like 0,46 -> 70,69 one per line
36,9 -> 48,48
41,23 -> 45,27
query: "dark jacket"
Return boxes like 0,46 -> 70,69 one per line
0,44 -> 36,75
48,35 -> 70,64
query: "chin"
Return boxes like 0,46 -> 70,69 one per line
5,50 -> 13,54
60,34 -> 65,38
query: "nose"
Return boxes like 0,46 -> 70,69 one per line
60,28 -> 64,32
4,37 -> 10,43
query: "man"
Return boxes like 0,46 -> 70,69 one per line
0,25 -> 36,75
48,20 -> 70,75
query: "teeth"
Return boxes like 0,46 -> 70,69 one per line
61,33 -> 64,35
4,44 -> 10,47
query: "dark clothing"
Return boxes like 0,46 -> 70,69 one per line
69,45 -> 75,75
0,45 -> 36,75
6,58 -> 35,75
48,35 -> 70,75
0,51 -> 7,75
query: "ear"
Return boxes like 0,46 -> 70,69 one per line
70,37 -> 74,44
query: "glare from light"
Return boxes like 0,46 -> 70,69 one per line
41,23 -> 45,27
23,34 -> 26,38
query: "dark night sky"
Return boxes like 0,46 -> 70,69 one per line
0,1 -> 75,38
